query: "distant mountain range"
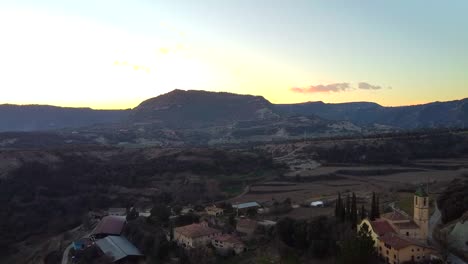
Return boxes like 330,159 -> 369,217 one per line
0,104 -> 129,132
0,90 -> 467,146
276,99 -> 468,129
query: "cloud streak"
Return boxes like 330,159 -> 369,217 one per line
291,82 -> 386,93
358,82 -> 382,90
291,83 -> 351,93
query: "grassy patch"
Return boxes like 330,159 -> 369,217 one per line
396,192 -> 436,217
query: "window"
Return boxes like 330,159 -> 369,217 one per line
415,197 -> 418,205
424,198 -> 427,206
417,248 -> 420,252
406,232 -> 409,236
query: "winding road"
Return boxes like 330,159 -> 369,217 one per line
61,243 -> 73,264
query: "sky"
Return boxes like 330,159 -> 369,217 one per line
0,0 -> 467,109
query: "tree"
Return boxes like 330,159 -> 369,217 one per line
337,223 -> 376,264
246,207 -> 257,217
228,214 -> 236,227
360,205 -> 367,220
370,192 -> 377,221
169,222 -> 174,241
375,195 -> 380,219
351,193 -> 357,229
345,194 -> 351,222
126,207 -> 139,221
150,204 -> 171,224
335,192 -> 342,219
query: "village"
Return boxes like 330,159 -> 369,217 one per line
62,185 -> 464,264
65,196 -> 329,264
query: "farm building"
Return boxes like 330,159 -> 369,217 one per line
95,235 -> 144,263
232,202 -> 260,215
92,216 -> 126,239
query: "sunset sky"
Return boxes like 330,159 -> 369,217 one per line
1,0 -> 467,109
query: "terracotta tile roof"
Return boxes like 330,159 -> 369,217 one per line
394,220 -> 420,230
213,234 -> 244,245
379,233 -> 433,250
92,216 -> 126,236
175,223 -> 220,238
381,211 -> 410,222
370,220 -> 396,236
236,219 -> 257,230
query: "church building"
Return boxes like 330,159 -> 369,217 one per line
359,187 -> 439,263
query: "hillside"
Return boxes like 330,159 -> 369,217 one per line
128,89 -> 280,128
276,98 -> 468,129
0,104 -> 130,132
1,90 -> 467,146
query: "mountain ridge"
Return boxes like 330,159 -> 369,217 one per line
1,90 -> 467,134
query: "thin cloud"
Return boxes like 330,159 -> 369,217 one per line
291,83 -> 351,93
291,82 -> 388,93
358,82 -> 382,90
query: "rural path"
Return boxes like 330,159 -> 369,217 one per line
61,243 -> 72,264
429,205 -> 467,264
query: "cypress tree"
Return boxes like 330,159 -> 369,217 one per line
335,192 -> 341,218
370,192 -> 376,221
360,205 -> 367,220
351,192 -> 357,228
376,195 -> 380,218
340,195 -> 346,222
345,194 -> 351,222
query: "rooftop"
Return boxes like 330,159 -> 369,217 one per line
213,234 -> 243,245
108,208 -> 126,213
394,220 -> 420,230
237,219 -> 258,230
175,223 -> 220,238
370,220 -> 396,236
232,202 -> 260,209
96,235 -> 143,262
379,233 -> 432,250
381,211 -> 410,222
92,216 -> 126,236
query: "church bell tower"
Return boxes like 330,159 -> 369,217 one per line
413,185 -> 429,240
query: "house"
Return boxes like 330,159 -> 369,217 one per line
205,205 -> 224,217
95,235 -> 144,263
358,187 -> 438,263
211,234 -> 246,255
92,216 -> 126,239
108,208 -> 127,217
310,201 -> 324,207
181,207 -> 194,215
236,219 -> 258,237
377,233 -> 437,263
232,202 -> 261,215
174,222 -> 222,248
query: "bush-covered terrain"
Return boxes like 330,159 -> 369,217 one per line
0,146 -> 282,258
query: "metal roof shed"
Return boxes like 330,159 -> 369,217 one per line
96,236 -> 143,263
